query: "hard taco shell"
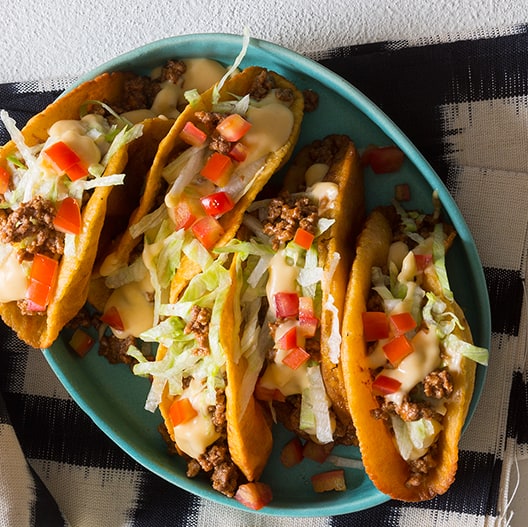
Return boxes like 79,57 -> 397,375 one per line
340,208 -> 477,501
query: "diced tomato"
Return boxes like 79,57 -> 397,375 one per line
64,162 -> 89,181
100,305 -> 125,331
302,440 -> 331,464
293,227 -> 315,250
362,311 -> 389,341
254,381 -> 286,402
280,437 -> 304,468
169,194 -> 205,230
311,469 -> 347,493
273,291 -> 299,319
200,191 -> 234,216
383,334 -> 413,366
394,182 -> 411,201
234,482 -> 273,511
277,325 -> 298,351
228,141 -> 248,162
25,253 -> 59,310
414,253 -> 433,271
169,397 -> 197,427
200,152 -> 234,186
53,196 -> 82,235
179,121 -> 207,147
191,215 -> 225,249
68,328 -> 95,357
282,346 -> 310,370
43,141 -> 88,181
43,141 -> 80,171
216,113 -> 252,142
0,166 -> 10,194
372,374 -> 402,396
362,145 -> 405,174
389,312 -> 417,336
298,296 -> 318,338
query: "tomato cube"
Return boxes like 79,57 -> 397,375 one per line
277,325 -> 298,351
362,311 -> 389,341
169,195 -> 205,231
273,292 -> 299,319
362,145 -> 405,174
26,253 -> 59,309
228,141 -> 248,162
191,215 -> 225,249
389,312 -> 417,336
0,166 -> 10,194
169,397 -> 198,427
68,328 -> 95,357
298,296 -> 318,337
293,227 -> 314,250
43,141 -> 80,171
280,437 -> 304,468
372,374 -> 402,396
311,469 -> 347,493
216,113 -> 252,142
302,440 -> 331,463
179,121 -> 207,147
383,334 -> 413,365
100,305 -> 125,331
53,196 -> 82,235
282,346 -> 310,370
200,191 -> 235,217
234,482 -> 273,511
200,152 -> 234,186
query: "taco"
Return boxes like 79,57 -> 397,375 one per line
340,200 -> 488,501
219,134 -> 365,447
128,252 -> 273,502
0,57 -> 231,349
93,64 -> 304,364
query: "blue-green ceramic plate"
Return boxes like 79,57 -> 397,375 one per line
43,33 -> 490,517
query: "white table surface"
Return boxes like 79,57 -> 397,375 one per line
2,1 -> 528,525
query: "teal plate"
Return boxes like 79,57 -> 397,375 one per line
43,33 -> 491,516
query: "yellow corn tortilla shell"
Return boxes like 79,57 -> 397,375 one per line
340,208 -> 476,501
223,256 -> 273,481
167,66 -> 305,303
282,134 -> 365,433
0,73 -> 167,348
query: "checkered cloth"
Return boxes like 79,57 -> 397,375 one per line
1,24 -> 527,527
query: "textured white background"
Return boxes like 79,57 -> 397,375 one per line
2,0 -> 528,83
2,1 -> 528,525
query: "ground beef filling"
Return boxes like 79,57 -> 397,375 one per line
262,192 -> 318,251
185,389 -> 243,497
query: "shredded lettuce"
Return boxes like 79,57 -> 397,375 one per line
211,27 -> 250,105
432,223 -> 454,301
444,333 -> 489,366
391,415 -> 442,461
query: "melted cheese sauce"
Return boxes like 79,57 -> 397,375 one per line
122,58 -> 227,123
104,274 -> 154,338
0,247 -> 29,302
266,249 -> 299,309
172,377 -> 221,459
241,101 -> 294,166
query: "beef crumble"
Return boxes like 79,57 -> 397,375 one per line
262,192 -> 318,251
0,196 -> 64,261
184,305 -> 211,355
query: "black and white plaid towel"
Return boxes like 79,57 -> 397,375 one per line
1,24 -> 527,527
